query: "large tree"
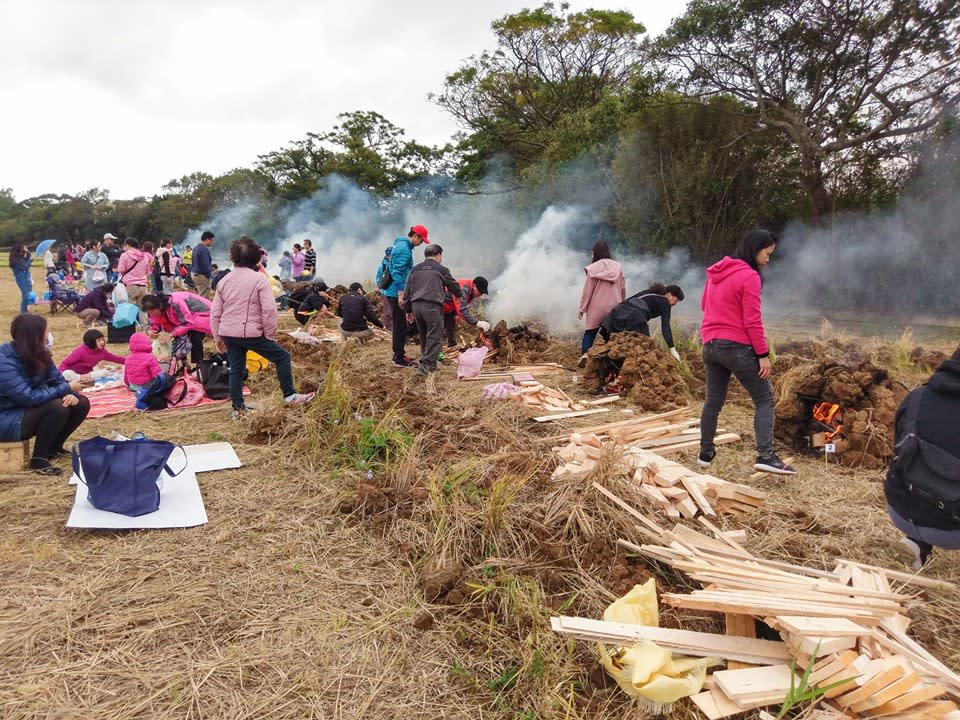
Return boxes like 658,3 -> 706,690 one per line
434,2 -> 645,175
657,0 -> 960,218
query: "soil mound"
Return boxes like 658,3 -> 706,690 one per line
580,332 -> 687,411
774,359 -> 910,469
487,320 -> 552,365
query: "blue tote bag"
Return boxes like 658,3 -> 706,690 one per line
72,436 -> 186,517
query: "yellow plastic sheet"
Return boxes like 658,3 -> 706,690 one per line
598,578 -> 720,708
246,350 -> 269,374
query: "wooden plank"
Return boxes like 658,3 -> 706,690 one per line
653,433 -> 741,455
775,616 -> 870,637
533,408 -> 611,422
849,673 -> 924,713
871,685 -> 949,716
582,395 -> 622,406
836,664 -> 908,708
808,650 -> 863,685
550,616 -> 792,665
690,689 -> 746,720
870,700 -> 958,720
714,665 -> 799,707
792,634 -> 858,657
835,560 -> 958,592
682,475 -> 718,517
726,613 -> 757,670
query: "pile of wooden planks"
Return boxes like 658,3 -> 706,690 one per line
556,408 -> 741,455
624,447 -> 764,518
560,488 -> 960,720
511,381 -> 581,412
460,362 -> 567,381
548,408 -> 758,517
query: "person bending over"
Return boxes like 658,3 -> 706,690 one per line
599,283 -> 684,360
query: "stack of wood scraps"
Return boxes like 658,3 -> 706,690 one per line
624,447 -> 764,518
511,381 -> 581,412
560,488 -> 960,719
551,432 -> 605,479
459,362 -> 567,381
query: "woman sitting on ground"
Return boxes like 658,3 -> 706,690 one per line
884,345 -> 960,569
75,283 -> 116,328
140,291 -> 212,368
58,329 -> 126,382
210,236 -> 314,419
598,283 -> 684,360
0,314 -> 90,475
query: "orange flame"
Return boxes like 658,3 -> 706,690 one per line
813,402 -> 844,442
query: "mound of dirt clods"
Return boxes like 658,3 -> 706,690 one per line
774,359 -> 910,470
580,332 -> 688,411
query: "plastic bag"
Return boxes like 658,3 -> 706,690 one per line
482,382 -> 519,400
113,283 -> 129,304
456,347 -> 489,379
112,301 -> 140,328
598,578 -> 719,708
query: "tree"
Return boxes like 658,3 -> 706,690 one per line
256,111 -> 449,198
434,2 -> 645,174
656,0 -> 960,218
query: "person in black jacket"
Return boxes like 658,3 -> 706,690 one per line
0,314 -> 89,475
290,281 -> 335,325
336,283 -> 384,342
884,346 -> 960,569
598,283 -> 685,360
403,244 -> 461,376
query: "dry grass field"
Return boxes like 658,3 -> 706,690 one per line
1,270 -> 958,719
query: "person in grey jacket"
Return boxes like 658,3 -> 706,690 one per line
403,244 -> 461,376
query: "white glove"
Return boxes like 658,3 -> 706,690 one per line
669,347 -> 680,361
476,320 -> 491,332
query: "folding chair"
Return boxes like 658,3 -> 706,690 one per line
47,274 -> 80,316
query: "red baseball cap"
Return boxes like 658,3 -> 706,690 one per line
410,224 -> 430,243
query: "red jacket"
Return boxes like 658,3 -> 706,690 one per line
441,279 -> 481,323
700,257 -> 769,357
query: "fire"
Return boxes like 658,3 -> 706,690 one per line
812,402 -> 844,442
477,330 -> 494,350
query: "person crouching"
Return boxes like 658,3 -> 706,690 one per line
337,283 -> 383,342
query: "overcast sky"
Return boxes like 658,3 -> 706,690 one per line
1,0 -> 686,201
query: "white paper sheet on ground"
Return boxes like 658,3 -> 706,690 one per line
66,467 -> 208,529
183,442 -> 242,473
69,441 -> 241,484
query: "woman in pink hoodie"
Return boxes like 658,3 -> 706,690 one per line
115,238 -> 152,304
699,229 -> 795,475
210,237 -> 314,419
578,241 -> 625,353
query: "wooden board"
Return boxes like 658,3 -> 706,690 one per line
713,665 -> 799,708
533,408 -> 611,422
726,613 -> 757,670
550,616 -> 792,665
690,689 -> 747,720
775,616 -> 869,637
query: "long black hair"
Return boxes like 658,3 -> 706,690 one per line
638,283 -> 685,301
9,243 -> 29,267
10,313 -> 51,377
732,228 -> 777,274
139,294 -> 170,312
591,240 -> 611,263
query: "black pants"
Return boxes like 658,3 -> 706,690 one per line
413,302 -> 444,373
444,311 -> 458,347
387,296 -> 408,363
20,395 -> 91,462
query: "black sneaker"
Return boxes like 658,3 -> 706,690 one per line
901,537 -> 933,570
392,357 -> 417,368
754,455 -> 797,475
29,461 -> 63,476
697,448 -> 716,468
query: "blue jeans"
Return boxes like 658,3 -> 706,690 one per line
221,336 -> 296,410
700,339 -> 775,457
581,327 -> 600,354
15,273 -> 32,313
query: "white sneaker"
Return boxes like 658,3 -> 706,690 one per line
284,392 -> 315,406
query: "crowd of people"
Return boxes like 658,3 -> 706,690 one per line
5,225 -> 959,573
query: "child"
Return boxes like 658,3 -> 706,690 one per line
59,329 -> 126,382
123,332 -> 163,394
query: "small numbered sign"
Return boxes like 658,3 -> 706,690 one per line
824,443 -> 836,454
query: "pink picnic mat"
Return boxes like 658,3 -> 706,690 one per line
83,385 -> 234,419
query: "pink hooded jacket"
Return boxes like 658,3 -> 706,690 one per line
116,249 -> 151,287
148,292 -> 212,337
700,257 -> 769,356
579,259 -> 626,329
210,267 -> 278,340
123,333 -> 162,387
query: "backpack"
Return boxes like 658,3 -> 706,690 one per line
197,354 -> 232,400
887,390 -> 960,521
377,262 -> 393,290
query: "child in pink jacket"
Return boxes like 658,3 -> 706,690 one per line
59,329 -> 127,380
123,333 -> 163,393
578,240 -> 625,354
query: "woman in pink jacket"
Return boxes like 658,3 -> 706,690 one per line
140,291 -> 211,367
115,238 -> 151,304
210,237 -> 314,419
699,229 -> 795,475
578,240 -> 625,354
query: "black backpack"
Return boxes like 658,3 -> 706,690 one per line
197,354 -> 232,400
377,263 -> 393,290
887,390 -> 960,521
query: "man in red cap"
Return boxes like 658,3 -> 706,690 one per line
384,224 -> 429,367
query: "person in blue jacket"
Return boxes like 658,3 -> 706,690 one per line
10,243 -> 34,314
384,224 -> 429,367
0,314 -> 90,475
